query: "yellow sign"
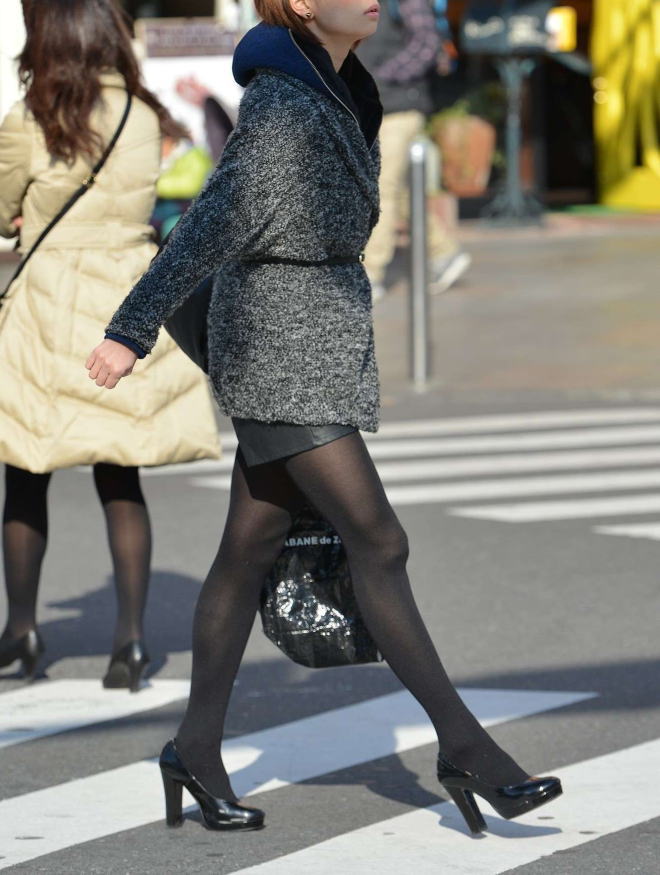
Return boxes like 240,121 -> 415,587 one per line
592,0 -> 660,210
546,6 -> 577,53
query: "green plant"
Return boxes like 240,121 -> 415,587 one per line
427,81 -> 507,137
427,81 -> 507,184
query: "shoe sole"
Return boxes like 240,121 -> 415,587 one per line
499,782 -> 563,819
102,661 -> 149,693
201,818 -> 266,831
430,253 -> 472,295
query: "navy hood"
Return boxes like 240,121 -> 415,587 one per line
232,23 -> 382,150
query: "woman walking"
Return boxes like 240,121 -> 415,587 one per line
0,0 -> 220,689
87,0 -> 562,832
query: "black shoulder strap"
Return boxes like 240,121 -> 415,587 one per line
1,91 -> 133,301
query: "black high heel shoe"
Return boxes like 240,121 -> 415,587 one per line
159,739 -> 265,831
102,641 -> 150,693
0,629 -> 44,679
437,753 -> 562,834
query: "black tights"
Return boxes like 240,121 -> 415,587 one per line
2,463 -> 151,652
176,433 -> 528,799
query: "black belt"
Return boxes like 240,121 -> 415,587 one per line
243,254 -> 365,267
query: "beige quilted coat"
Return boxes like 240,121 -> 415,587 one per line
0,72 -> 220,473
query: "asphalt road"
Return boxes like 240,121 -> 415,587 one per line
1,224 -> 659,874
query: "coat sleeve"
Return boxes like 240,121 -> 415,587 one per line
0,102 -> 33,239
106,87 -> 315,355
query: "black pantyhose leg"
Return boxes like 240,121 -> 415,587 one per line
175,450 -> 304,799
282,433 -> 530,787
93,464 -> 152,653
2,465 -> 52,639
174,433 -> 527,801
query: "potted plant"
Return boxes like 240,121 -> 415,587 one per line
428,82 -> 506,197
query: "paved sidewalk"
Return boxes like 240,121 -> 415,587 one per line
375,214 -> 660,416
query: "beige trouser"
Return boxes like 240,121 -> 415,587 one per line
364,110 -> 456,285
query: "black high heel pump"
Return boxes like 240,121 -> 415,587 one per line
0,629 -> 44,679
437,753 -> 562,834
102,641 -> 150,693
159,739 -> 265,831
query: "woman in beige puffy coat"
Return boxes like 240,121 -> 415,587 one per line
0,0 -> 220,689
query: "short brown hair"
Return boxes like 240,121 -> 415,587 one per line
253,0 -> 322,46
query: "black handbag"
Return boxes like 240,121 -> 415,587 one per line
163,273 -> 212,372
162,255 -> 361,373
260,505 -> 380,668
0,92 -> 133,305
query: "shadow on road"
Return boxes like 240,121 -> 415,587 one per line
1,568 -> 656,824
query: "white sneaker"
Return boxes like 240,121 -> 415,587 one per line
429,251 -> 472,295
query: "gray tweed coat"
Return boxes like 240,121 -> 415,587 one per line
107,25 -> 382,431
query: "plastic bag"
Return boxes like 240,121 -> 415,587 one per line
260,506 -> 380,668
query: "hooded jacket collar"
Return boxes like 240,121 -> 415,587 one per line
232,23 -> 382,150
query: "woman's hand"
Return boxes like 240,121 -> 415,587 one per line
175,75 -> 212,108
85,339 -> 138,389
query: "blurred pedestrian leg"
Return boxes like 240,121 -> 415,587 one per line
0,462 -> 152,681
357,0 -> 470,298
364,110 -> 463,280
93,464 -> 151,656
1,466 -> 50,641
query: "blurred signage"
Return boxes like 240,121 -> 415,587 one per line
546,6 -> 577,53
135,18 -> 243,147
136,17 -> 237,58
461,1 -> 553,54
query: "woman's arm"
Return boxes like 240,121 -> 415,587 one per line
105,87 -> 308,356
0,102 -> 32,238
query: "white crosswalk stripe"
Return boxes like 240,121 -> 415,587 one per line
150,407 -> 660,542
383,469 -> 660,505
593,522 -> 660,540
0,686 -> 591,870
231,738 -> 660,875
450,494 -> 660,522
0,680 -> 190,749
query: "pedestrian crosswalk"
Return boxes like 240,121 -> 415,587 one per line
143,406 -> 660,543
2,678 -> 659,874
0,684 -> 593,871
231,738 -> 660,875
8,405 -> 656,872
0,679 -> 191,749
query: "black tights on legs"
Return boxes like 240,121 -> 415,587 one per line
2,465 -> 51,639
2,463 -> 150,653
282,434 -> 528,787
176,434 -> 528,801
175,451 -> 304,799
93,463 -> 151,652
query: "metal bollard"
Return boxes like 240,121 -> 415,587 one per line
409,138 -> 431,390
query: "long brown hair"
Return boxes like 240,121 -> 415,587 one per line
253,0 -> 323,46
18,0 -> 187,164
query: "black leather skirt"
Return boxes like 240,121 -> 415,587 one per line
232,418 -> 357,467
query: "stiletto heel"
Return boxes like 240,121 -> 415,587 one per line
0,629 -> 44,679
102,641 -> 150,692
437,752 -> 562,834
445,786 -> 487,834
127,659 -> 145,694
159,739 -> 264,831
162,771 -> 184,827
